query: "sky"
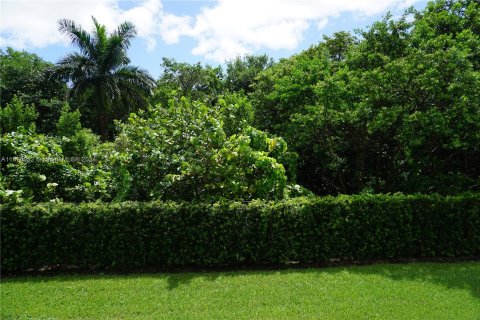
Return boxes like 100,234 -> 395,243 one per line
0,0 -> 429,78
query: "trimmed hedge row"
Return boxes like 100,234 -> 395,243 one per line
1,194 -> 479,272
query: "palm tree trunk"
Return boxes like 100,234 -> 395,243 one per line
97,87 -> 109,141
98,112 -> 108,141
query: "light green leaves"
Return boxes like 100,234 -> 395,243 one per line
109,97 -> 292,202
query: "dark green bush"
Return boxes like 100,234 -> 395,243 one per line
1,194 -> 479,272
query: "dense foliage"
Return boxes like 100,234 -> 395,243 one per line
0,101 -> 112,204
2,193 -> 479,272
252,0 -> 480,195
225,54 -> 274,94
1,0 -> 479,204
0,48 -> 67,134
152,57 -> 224,107
0,95 -> 296,203
0,130 -> 111,204
0,96 -> 38,134
109,96 -> 295,201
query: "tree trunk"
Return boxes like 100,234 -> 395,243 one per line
98,111 -> 108,141
97,86 -> 109,141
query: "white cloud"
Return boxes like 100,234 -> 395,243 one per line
317,18 -> 329,31
0,0 -> 163,49
158,0 -> 422,62
159,13 -> 193,44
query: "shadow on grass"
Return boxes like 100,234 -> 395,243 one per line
2,262 -> 479,299
345,262 -> 480,299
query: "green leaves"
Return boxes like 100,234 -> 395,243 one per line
0,132 -> 112,203
2,193 -> 478,272
56,103 -> 81,137
0,48 -> 67,124
152,58 -> 224,107
53,17 -> 155,139
0,95 -> 38,134
252,0 -> 480,195
108,97 -> 292,202
225,54 -> 274,94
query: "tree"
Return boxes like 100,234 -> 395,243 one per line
152,57 -> 223,107
0,48 -> 66,105
251,44 -> 330,133
0,48 -> 68,134
225,54 -> 273,93
0,95 -> 38,134
252,0 -> 480,195
52,17 -> 155,140
322,32 -> 357,62
56,104 -> 100,159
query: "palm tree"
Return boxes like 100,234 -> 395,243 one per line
53,17 -> 155,140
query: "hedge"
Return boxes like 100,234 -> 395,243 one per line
1,194 -> 479,272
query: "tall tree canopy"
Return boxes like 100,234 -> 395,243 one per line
52,17 -> 155,140
152,58 -> 224,107
252,0 -> 480,195
0,48 -> 67,134
0,48 -> 66,105
225,54 -> 274,94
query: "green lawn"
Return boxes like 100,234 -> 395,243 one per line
1,262 -> 479,319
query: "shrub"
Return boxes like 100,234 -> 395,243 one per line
1,194 -> 479,272
110,98 -> 294,202
0,95 -> 38,133
56,104 -> 100,159
0,132 -> 111,203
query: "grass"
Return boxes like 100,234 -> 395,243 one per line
1,262 -> 479,319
